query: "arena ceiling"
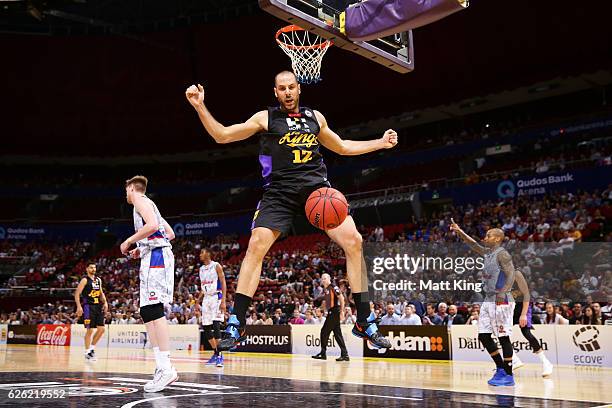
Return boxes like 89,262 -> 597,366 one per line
1,0 -> 611,155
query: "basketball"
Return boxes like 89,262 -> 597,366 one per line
305,187 -> 349,230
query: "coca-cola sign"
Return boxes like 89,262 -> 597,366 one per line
37,324 -> 71,346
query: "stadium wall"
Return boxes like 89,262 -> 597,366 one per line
7,323 -> 611,368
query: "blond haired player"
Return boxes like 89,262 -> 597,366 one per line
120,175 -> 177,392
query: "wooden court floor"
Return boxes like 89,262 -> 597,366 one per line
0,344 -> 610,407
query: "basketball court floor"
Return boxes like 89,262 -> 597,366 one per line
0,345 -> 609,407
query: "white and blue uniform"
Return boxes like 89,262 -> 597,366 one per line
199,261 -> 223,325
478,246 -> 515,337
134,195 -> 175,308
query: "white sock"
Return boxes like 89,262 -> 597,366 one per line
537,352 -> 549,364
153,347 -> 161,369
90,345 -> 96,351
158,351 -> 172,371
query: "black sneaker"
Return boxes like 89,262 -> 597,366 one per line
336,355 -> 350,362
352,312 -> 391,349
311,353 -> 327,360
217,315 -> 246,351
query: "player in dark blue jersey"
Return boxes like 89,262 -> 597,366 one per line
186,71 -> 397,350
75,262 -> 108,361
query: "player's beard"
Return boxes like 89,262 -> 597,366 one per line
283,96 -> 298,112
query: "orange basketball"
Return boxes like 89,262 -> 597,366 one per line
305,187 -> 349,230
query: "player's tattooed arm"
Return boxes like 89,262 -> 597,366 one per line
185,84 -> 266,144
497,249 -> 516,295
315,110 -> 397,155
449,218 -> 487,256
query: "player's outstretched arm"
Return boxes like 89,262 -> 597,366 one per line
449,218 -> 487,256
315,111 -> 397,155
185,84 -> 266,144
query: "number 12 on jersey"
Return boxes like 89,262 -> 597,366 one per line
292,149 -> 313,164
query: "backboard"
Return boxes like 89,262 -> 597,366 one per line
259,0 -> 414,74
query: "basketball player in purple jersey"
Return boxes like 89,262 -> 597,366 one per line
185,71 -> 398,350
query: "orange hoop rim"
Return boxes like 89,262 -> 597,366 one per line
275,25 -> 333,51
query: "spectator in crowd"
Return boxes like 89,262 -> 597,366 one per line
314,307 -> 326,324
374,226 -> 384,242
246,311 -> 259,325
304,310 -> 317,324
260,311 -> 273,325
423,304 -> 443,325
543,302 -> 569,324
289,309 -> 304,325
273,308 -> 287,325
601,295 -> 612,321
442,305 -> 466,326
168,313 -> 179,325
592,303 -> 604,325
187,311 -> 201,325
466,309 -> 479,325
398,304 -> 422,325
380,303 -> 400,325
580,306 -> 600,325
437,303 -> 448,321
342,307 -> 356,325
569,303 -> 584,324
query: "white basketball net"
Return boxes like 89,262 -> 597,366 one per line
276,26 -> 332,84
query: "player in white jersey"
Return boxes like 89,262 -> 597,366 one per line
120,175 -> 178,392
450,219 -> 517,387
198,249 -> 227,367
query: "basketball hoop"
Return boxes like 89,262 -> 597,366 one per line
275,25 -> 332,84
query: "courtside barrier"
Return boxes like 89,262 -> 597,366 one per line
0,324 -> 7,345
555,324 -> 611,368
450,324 -> 612,368
363,325 -> 451,360
236,325 -> 292,353
450,324 -> 558,364
291,324 -> 363,357
6,324 -> 37,345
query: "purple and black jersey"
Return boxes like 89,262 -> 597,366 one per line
258,106 -> 328,191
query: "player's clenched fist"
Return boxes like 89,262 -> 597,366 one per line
381,129 -> 398,149
185,83 -> 205,108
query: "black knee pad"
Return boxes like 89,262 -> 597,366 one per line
499,336 -> 513,357
140,303 -> 165,323
212,321 -> 221,339
478,333 -> 499,354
